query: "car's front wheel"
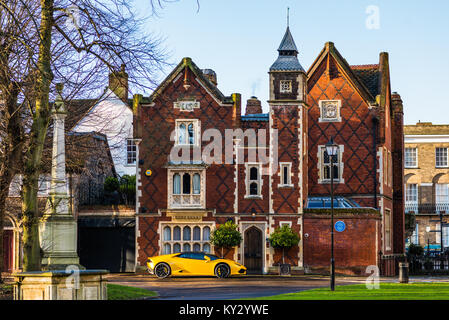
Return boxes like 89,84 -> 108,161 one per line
214,263 -> 230,278
154,262 -> 171,279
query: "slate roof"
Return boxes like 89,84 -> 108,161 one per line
270,55 -> 305,72
270,27 -> 305,72
41,131 -> 116,175
278,27 -> 298,53
350,64 -> 380,98
64,98 -> 98,130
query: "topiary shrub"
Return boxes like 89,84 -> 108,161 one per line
210,221 -> 242,258
408,243 -> 424,257
268,225 -> 300,265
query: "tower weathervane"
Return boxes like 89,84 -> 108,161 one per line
287,7 -> 290,27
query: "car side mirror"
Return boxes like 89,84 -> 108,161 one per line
204,255 -> 211,262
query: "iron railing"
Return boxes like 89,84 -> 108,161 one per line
408,254 -> 449,275
405,203 -> 449,214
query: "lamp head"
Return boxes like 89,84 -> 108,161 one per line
325,137 -> 338,156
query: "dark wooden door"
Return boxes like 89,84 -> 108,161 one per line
2,230 -> 13,273
244,227 -> 263,274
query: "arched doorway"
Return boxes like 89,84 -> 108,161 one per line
244,226 -> 263,274
3,215 -> 16,273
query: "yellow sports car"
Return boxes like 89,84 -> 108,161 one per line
147,252 -> 247,278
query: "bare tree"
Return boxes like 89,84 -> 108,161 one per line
0,0 -> 38,281
0,0 -> 175,272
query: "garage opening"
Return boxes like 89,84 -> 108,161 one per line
78,217 -> 135,273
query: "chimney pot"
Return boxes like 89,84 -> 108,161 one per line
245,96 -> 262,115
202,69 -> 217,86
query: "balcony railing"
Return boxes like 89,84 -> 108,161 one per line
405,203 -> 449,214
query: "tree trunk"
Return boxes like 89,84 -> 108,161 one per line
0,81 -> 22,281
21,0 -> 54,272
221,247 -> 224,259
282,248 -> 285,265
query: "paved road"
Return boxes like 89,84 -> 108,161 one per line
106,274 -> 356,300
106,274 -> 449,300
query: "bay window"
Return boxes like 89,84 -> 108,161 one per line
168,169 -> 205,208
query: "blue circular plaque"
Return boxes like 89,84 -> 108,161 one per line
334,221 -> 346,232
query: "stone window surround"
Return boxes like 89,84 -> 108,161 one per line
244,162 -> 263,199
175,119 -> 201,147
279,221 -> 292,228
278,162 -> 293,188
160,222 -> 214,255
167,167 -> 206,209
317,144 -> 345,184
318,100 -> 342,123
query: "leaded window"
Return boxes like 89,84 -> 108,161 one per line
161,224 -> 212,255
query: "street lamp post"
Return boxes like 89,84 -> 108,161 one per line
326,137 -> 339,292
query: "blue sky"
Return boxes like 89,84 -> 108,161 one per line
135,0 -> 449,125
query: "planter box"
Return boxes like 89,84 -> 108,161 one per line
279,264 -> 291,276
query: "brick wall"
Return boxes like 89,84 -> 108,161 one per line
303,212 -> 380,275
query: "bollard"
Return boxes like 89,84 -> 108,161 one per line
399,262 -> 409,283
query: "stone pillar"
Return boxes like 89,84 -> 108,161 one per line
39,83 -> 82,270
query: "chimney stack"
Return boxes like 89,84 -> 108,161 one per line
245,96 -> 262,115
202,69 -> 217,86
109,64 -> 129,103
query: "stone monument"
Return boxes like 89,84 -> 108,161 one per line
13,84 -> 108,300
39,83 -> 81,269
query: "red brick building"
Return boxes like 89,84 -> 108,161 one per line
134,27 -> 405,275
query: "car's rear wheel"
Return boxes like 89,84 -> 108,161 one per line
214,263 -> 230,278
154,262 -> 171,279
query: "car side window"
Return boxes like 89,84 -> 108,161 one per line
177,253 -> 192,259
191,253 -> 206,260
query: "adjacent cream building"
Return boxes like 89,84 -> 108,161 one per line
404,122 -> 449,250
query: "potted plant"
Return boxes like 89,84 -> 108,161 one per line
210,221 -> 242,258
268,225 -> 300,275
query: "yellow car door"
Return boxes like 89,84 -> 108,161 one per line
191,253 -> 214,275
173,252 -> 210,275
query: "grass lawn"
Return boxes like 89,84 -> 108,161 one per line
107,284 -> 158,300
248,283 -> 449,300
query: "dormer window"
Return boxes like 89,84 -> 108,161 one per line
280,80 -> 292,93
